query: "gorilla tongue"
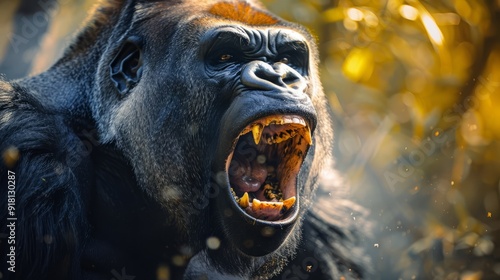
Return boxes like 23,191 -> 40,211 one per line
228,144 -> 268,193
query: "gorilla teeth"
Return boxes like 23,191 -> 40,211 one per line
245,116 -> 313,146
239,192 -> 250,208
252,124 -> 263,145
235,190 -> 296,216
303,126 -> 312,145
263,183 -> 282,200
252,198 -> 283,212
241,115 -> 310,144
282,196 -> 296,211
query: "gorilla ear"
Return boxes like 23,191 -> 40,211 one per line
110,37 -> 143,95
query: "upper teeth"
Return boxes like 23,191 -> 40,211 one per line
242,115 -> 313,145
302,126 -> 312,145
252,124 -> 263,145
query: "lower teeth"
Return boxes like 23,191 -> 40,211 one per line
263,167 -> 282,201
263,183 -> 282,201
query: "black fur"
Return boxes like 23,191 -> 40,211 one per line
0,82 -> 89,279
0,0 -> 370,279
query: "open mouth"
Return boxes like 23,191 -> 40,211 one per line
225,115 -> 313,221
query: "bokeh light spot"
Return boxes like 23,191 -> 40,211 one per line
399,5 -> 419,21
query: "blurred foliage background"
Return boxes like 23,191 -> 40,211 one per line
1,0 -> 499,278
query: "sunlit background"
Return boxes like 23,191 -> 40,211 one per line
1,0 -> 499,278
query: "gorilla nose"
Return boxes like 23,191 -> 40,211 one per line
241,61 -> 306,93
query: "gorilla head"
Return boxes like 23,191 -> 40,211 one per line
0,0 -> 361,279
90,0 -> 333,276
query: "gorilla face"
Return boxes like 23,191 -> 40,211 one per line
204,26 -> 318,256
94,0 -> 328,275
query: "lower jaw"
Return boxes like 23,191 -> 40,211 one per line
213,177 -> 300,256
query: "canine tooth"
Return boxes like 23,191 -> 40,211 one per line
239,192 -> 249,208
303,127 -> 312,145
282,196 -> 296,210
252,124 -> 263,145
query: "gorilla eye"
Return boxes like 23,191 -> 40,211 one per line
220,54 -> 233,62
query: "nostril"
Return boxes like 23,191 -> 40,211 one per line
241,61 -> 284,91
255,68 -> 284,86
241,61 -> 306,92
273,63 -> 306,90
282,74 -> 299,86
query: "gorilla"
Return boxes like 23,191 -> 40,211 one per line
0,0 -> 370,279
